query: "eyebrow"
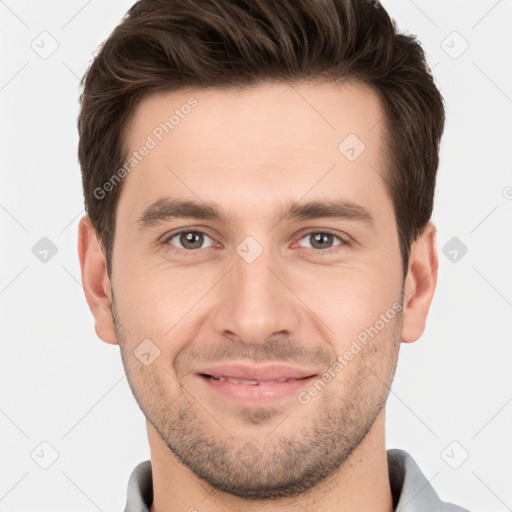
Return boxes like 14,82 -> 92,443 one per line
135,197 -> 375,231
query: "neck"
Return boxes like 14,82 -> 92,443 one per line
147,412 -> 394,512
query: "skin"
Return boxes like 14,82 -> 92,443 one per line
78,81 -> 438,512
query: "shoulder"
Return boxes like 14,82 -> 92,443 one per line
387,449 -> 472,512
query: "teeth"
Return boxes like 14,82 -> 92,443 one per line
209,375 -> 290,385
226,377 -> 259,385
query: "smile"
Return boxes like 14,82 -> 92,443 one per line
204,374 -> 307,385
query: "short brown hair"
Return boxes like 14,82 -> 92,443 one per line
78,0 -> 445,277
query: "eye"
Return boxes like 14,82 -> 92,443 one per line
161,229 -> 349,254
164,230 -> 215,251
296,231 -> 347,252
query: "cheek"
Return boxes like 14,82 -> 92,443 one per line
116,260 -> 401,328
290,264 -> 402,343
112,266 -> 214,350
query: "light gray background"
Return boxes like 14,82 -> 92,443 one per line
1,0 -> 511,510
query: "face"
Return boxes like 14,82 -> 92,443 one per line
109,81 -> 405,498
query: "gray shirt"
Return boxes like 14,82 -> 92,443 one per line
123,449 -> 470,511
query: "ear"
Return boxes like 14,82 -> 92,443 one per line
401,221 -> 438,344
77,215 -> 118,345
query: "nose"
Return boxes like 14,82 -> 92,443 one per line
211,243 -> 301,346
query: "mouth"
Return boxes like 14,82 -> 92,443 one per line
195,364 -> 318,405
199,374 -> 313,385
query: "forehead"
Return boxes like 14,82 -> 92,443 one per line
125,80 -> 385,154
119,81 -> 390,222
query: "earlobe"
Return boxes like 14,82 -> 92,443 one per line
401,221 -> 439,344
77,215 -> 119,345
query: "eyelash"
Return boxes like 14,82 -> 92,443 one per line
161,228 -> 351,256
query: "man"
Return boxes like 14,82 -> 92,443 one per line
76,0 -> 470,510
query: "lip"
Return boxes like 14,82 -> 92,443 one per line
198,362 -> 318,382
196,362 -> 318,405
